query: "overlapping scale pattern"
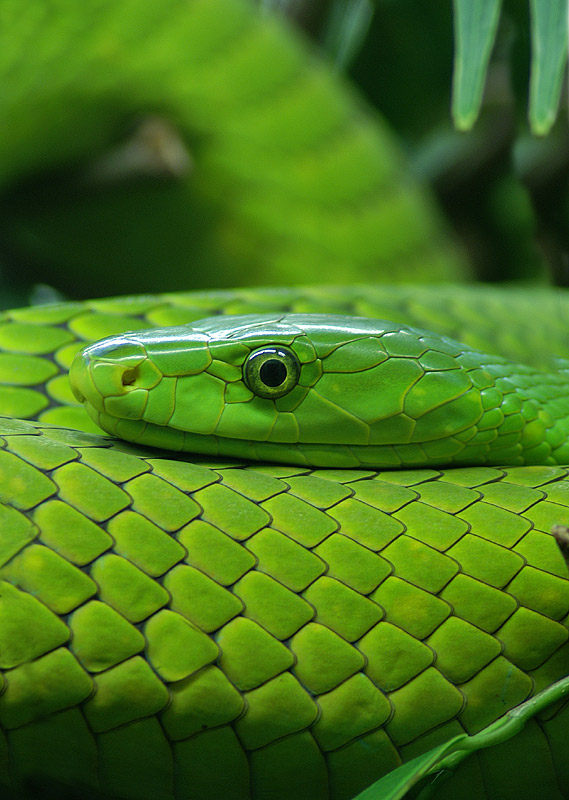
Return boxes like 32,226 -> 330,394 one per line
0,419 -> 568,799
0,287 -> 568,799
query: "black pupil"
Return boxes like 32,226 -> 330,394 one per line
259,359 -> 287,388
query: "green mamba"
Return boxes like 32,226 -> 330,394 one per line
70,313 -> 569,468
0,287 -> 568,800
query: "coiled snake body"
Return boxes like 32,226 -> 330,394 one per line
0,285 -> 568,800
1,1 -> 569,798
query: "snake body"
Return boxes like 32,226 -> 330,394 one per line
0,0 -> 465,295
0,285 -> 568,800
1,1 -> 569,798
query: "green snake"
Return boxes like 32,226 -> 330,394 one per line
1,285 -> 569,800
1,1 -> 569,799
69,311 -> 569,468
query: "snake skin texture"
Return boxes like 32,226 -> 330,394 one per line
0,419 -> 568,800
0,285 -> 568,799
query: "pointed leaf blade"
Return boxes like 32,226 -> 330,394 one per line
451,0 -> 502,130
529,0 -> 568,135
349,735 -> 467,800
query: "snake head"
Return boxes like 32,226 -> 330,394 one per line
69,313 -> 559,468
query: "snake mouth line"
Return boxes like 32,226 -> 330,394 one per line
86,407 -> 498,470
91,408 -> 312,464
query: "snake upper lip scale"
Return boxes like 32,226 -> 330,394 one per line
69,312 -> 569,469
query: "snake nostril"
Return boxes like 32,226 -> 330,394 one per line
122,368 -> 138,387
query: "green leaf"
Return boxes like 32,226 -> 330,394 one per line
529,0 -> 568,135
451,0 -> 502,130
349,736 -> 467,800
350,674 -> 569,800
323,0 -> 374,70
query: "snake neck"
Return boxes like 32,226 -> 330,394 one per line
482,357 -> 569,466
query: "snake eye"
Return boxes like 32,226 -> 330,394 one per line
243,346 -> 300,399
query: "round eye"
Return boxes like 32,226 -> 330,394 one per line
243,346 -> 300,399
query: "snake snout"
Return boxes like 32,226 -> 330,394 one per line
69,350 -> 90,404
69,336 -> 154,415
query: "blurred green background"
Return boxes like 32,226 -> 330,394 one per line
1,0 -> 568,309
